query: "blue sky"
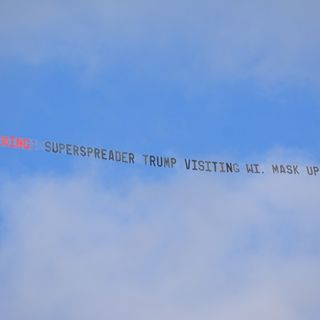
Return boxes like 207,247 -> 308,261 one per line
1,1 -> 320,319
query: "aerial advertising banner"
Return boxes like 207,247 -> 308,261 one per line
1,134 -> 320,176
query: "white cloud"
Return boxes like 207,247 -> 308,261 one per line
0,168 -> 320,319
0,0 -> 319,85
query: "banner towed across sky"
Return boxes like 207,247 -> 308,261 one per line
1,134 -> 320,176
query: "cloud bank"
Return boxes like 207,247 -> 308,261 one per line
0,169 -> 320,319
1,0 -> 320,85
